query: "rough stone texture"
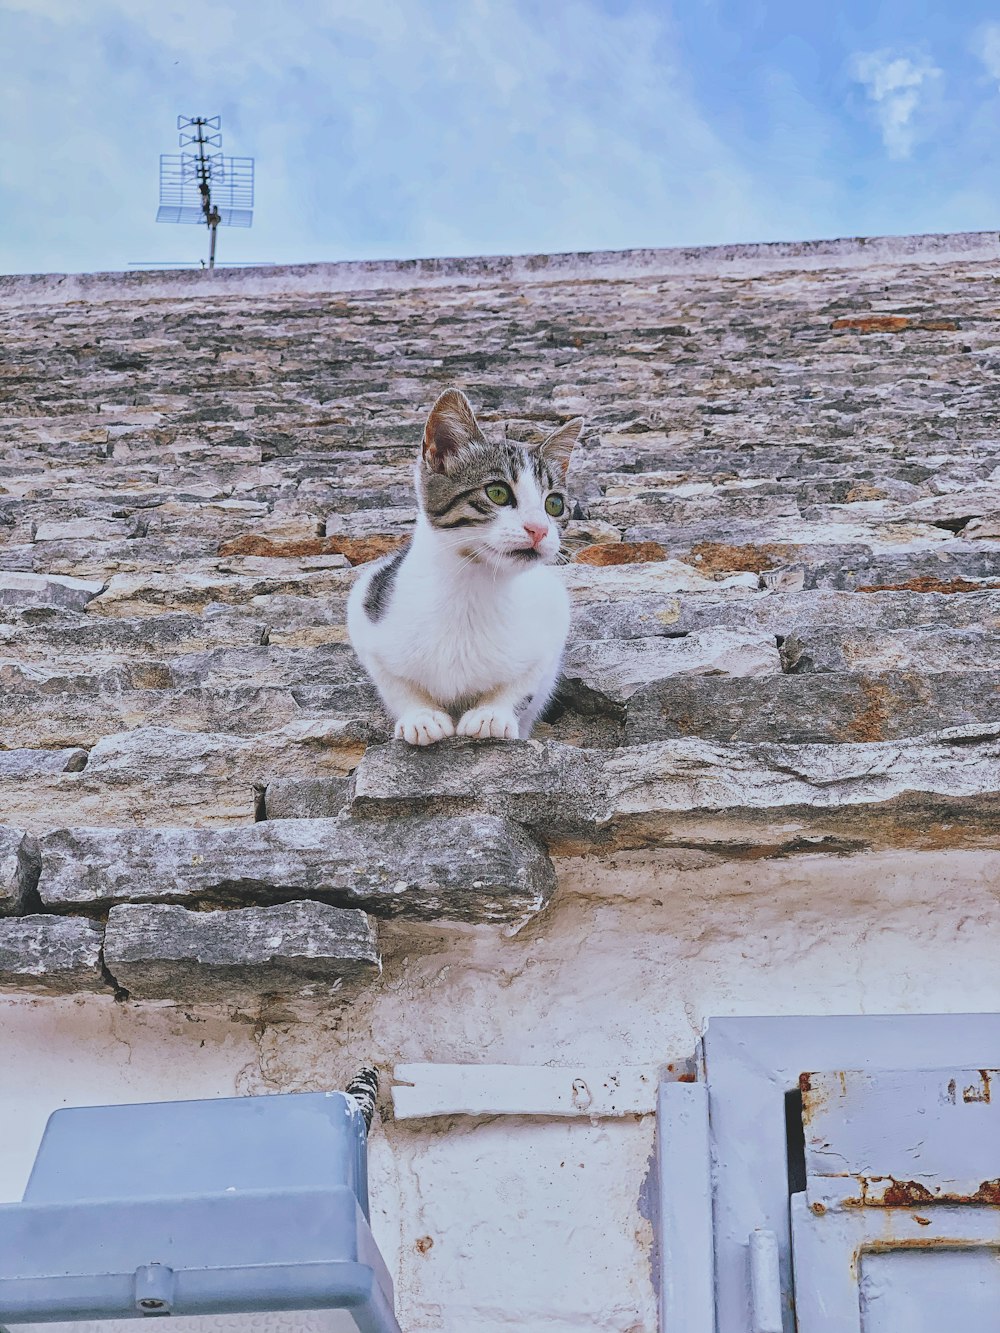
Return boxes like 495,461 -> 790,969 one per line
264,775 -> 351,820
349,730 -> 1000,856
0,827 -> 41,916
3,238 -> 1000,815
38,814 -> 555,926
561,629 -> 782,709
6,229 -> 1000,1333
623,671 -> 1000,745
1,234 -> 999,999
0,572 -> 105,610
779,626 -> 1000,674
103,900 -> 380,1004
0,914 -> 105,994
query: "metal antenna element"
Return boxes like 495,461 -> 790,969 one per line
156,116 -> 254,269
345,1066 -> 380,1134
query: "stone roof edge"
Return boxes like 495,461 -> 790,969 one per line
2,229 -> 999,306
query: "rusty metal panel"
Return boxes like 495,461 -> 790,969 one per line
801,1068 -> 1000,1208
791,1193 -> 1000,1331
699,1016 -> 1000,1333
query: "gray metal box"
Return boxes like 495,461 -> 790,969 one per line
0,1091 -> 399,1333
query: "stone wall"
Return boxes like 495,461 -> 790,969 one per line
1,232 -> 999,1331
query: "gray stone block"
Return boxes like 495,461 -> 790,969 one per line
562,629 -> 781,709
779,627 -> 1000,674
349,729 -> 1000,857
264,777 -> 351,820
103,900 -> 380,1005
570,589 -> 1000,643
0,914 -> 106,994
0,572 -> 104,611
0,748 -> 88,778
38,814 -> 555,927
0,827 -> 41,916
624,670 -> 1000,745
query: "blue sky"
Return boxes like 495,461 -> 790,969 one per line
2,0 -> 1000,274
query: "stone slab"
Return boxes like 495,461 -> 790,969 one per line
38,814 -> 555,927
0,914 -> 106,994
348,729 -> 1000,857
0,748 -> 88,778
103,900 -> 380,1005
0,572 -> 104,611
779,627 -> 1000,674
570,590 -> 1000,642
624,671 -> 1000,745
562,629 -> 781,708
264,776 -> 351,820
0,827 -> 41,916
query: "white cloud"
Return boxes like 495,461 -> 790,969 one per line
0,0 -> 800,273
976,23 -> 1000,82
849,49 -> 941,159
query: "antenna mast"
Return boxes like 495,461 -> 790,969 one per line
156,116 -> 254,268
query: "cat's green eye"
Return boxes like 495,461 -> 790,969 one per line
486,482 -> 513,506
545,494 -> 565,517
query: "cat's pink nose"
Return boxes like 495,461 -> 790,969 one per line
523,521 -> 547,547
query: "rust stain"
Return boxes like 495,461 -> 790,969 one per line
831,315 -> 959,334
858,575 -> 995,594
798,1072 -> 813,1093
810,1201 -> 827,1216
832,315 -> 911,333
573,540 -> 666,566
844,678 -> 891,742
972,1179 -> 1000,1204
218,533 -> 407,564
868,1236 -> 976,1251
676,1072 -> 697,1083
888,820 -> 974,852
962,1070 -> 992,1103
845,1176 -> 1000,1207
880,1179 -> 936,1206
913,1215 -> 932,1226
415,1235 -> 434,1254
686,541 -> 797,574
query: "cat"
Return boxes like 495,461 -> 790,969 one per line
347,388 -> 583,746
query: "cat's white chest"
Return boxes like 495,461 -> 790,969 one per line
348,540 -> 569,711
384,559 -> 566,702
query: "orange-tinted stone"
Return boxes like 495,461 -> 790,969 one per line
218,534 -> 407,564
573,541 -> 666,566
832,315 -> 910,332
687,541 -> 795,573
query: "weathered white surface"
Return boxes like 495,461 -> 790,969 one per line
4,228 -> 998,306
3,846 -> 1000,1329
392,1064 -> 660,1119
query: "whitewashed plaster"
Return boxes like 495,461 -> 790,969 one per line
2,847 -> 997,1331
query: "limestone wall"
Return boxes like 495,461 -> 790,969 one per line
1,233 -> 999,1331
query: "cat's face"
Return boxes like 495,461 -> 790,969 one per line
417,389 -> 583,572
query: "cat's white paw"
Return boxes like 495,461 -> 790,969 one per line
395,709 -> 455,746
457,706 -> 519,740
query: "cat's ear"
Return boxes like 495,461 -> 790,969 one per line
539,417 -> 584,481
422,389 -> 484,473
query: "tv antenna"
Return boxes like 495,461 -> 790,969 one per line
156,116 -> 254,269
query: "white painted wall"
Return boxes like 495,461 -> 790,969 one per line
3,847 -> 997,1331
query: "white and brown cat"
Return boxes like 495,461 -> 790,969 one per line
347,389 -> 583,745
